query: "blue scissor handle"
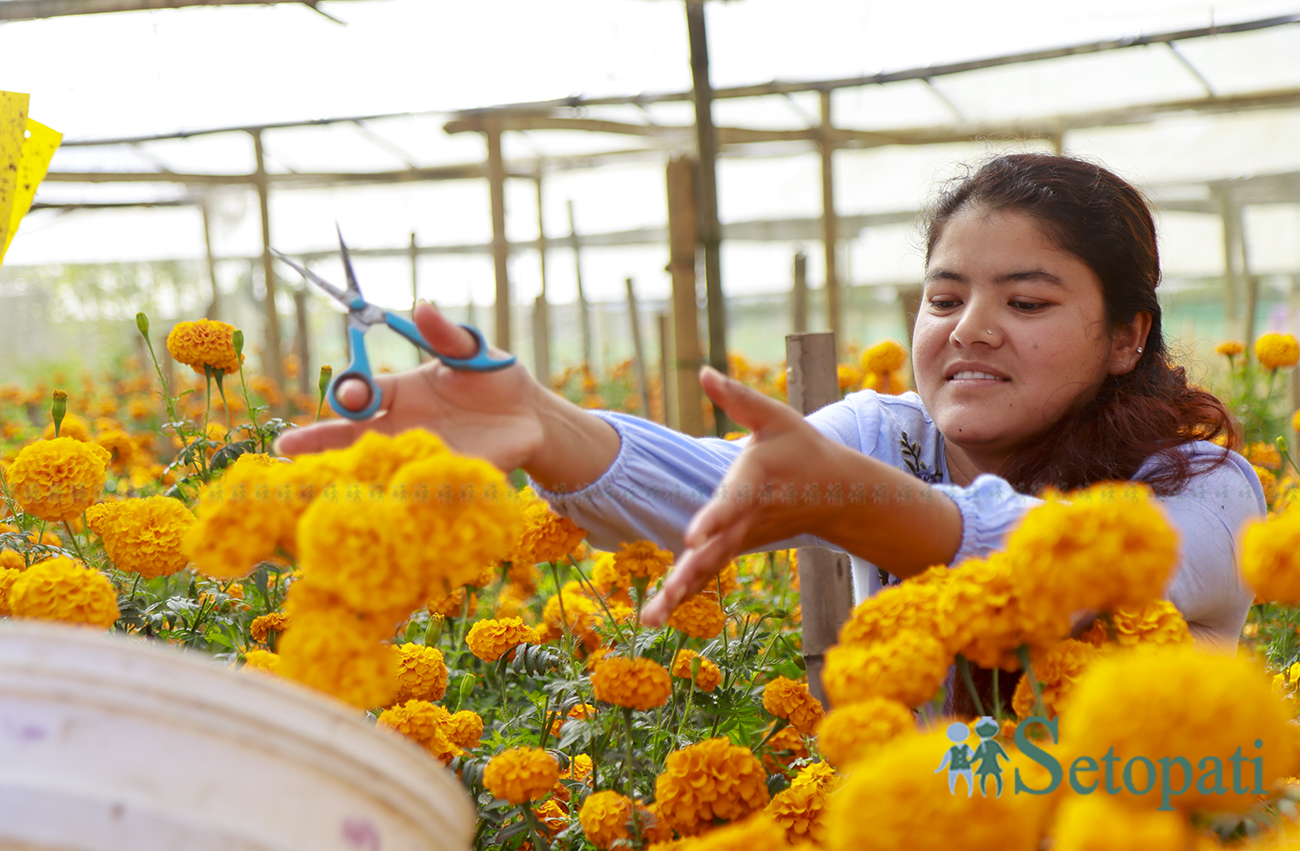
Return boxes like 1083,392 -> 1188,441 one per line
327,318 -> 517,421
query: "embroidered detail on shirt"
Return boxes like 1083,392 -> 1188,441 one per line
879,430 -> 943,589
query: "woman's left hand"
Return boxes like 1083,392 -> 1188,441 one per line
641,366 -> 848,626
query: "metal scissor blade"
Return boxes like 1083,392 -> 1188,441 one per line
270,249 -> 351,307
336,224 -> 365,302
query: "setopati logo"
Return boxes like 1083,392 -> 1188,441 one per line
937,716 -> 1268,811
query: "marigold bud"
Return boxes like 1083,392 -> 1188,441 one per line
232,329 -> 245,357
136,311 -> 150,337
50,390 -> 67,437
319,365 -> 333,395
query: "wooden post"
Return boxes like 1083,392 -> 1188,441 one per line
658,311 -> 673,426
292,286 -> 311,398
200,199 -> 220,321
819,90 -> 841,345
1216,186 -> 1244,341
792,250 -> 808,334
249,129 -> 286,404
786,330 -> 854,709
667,156 -> 706,437
686,0 -> 729,436
532,172 -> 551,386
568,200 -> 594,371
410,232 -> 426,365
485,117 -> 511,351
625,277 -> 652,416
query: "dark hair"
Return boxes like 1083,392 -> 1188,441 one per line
922,153 -> 1238,496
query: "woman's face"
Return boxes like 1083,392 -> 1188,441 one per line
912,205 -> 1131,481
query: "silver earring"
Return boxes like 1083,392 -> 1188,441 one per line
1136,346 -> 1144,354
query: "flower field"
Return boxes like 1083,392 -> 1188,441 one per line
7,317 -> 1300,850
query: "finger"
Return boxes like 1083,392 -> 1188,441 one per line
335,377 -> 372,412
642,532 -> 739,627
414,300 -> 479,359
698,365 -> 802,436
274,418 -> 381,456
684,488 -> 748,550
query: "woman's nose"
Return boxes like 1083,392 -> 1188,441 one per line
950,304 -> 1000,347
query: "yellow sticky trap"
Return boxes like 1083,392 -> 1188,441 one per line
0,91 -> 62,267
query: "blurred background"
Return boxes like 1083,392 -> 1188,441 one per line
1,0 -> 1298,414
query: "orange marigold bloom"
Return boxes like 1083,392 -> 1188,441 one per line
553,753 -> 594,803
542,589 -> 601,650
666,590 -> 726,639
377,699 -> 461,763
823,632 -> 950,708
861,339 -> 908,375
8,556 -> 118,629
766,779 -> 831,845
654,737 -> 770,836
1256,332 -> 1300,371
0,566 -> 22,616
591,656 -> 672,711
550,703 -> 598,737
392,642 -> 448,703
613,540 -> 673,584
671,649 -> 723,692
250,612 -> 290,645
85,496 -> 195,578
484,747 -> 561,804
43,412 -> 91,443
578,791 -> 668,849
0,549 -> 27,572
166,319 -> 244,375
466,616 -> 539,662
6,437 -> 110,523
428,587 -> 477,619
815,697 -> 915,768
276,608 -> 396,709
1010,639 -> 1100,720
1215,339 -> 1245,357
446,709 -> 484,751
515,496 -> 588,565
762,676 -> 825,736
240,649 -> 281,674
762,723 -> 811,775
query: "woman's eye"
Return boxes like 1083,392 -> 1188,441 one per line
928,299 -> 960,310
1011,301 -> 1046,311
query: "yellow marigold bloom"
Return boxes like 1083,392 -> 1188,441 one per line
762,677 -> 825,736
276,608 -> 397,709
823,632 -> 950,708
1257,465 -> 1281,507
1215,339 -> 1245,357
1244,441 -> 1283,471
1082,601 -> 1192,648
591,656 -> 672,710
96,429 -> 138,470
329,429 -> 450,486
532,799 -> 569,835
579,790 -> 636,850
483,747 -> 560,804
1062,646 -> 1296,812
1242,505 -> 1300,603
1256,332 -> 1300,370
6,437 -> 110,523
553,753 -> 594,803
1010,639 -> 1101,719
654,737 -> 770,836
1050,790 -> 1189,851
590,550 -> 631,596
550,703 -> 598,737
613,539 -> 673,584
0,549 -> 25,573
515,496 -> 588,565
166,319 -> 244,375
939,553 -> 1028,669
43,412 -> 90,443
240,649 -> 281,674
392,642 -> 448,703
250,612 -> 290,645
465,616 -> 539,662
767,780 -> 830,846
860,340 -> 907,375
1008,483 -> 1177,644
824,730 -> 1046,851
377,699 -> 460,763
815,698 -> 915,769
446,709 -> 484,751
836,363 -> 863,391
183,455 -> 296,579
671,649 -> 723,692
0,566 -> 22,616
666,590 -> 726,639
428,587 -> 477,619
389,454 -> 526,597
763,724 -> 810,776
84,495 -> 195,578
1293,409 -> 1300,433
543,589 -> 601,650
839,572 -> 948,647
686,813 -> 794,851
8,556 -> 118,629
283,576 -> 407,642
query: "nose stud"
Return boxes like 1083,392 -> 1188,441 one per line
986,329 -> 993,335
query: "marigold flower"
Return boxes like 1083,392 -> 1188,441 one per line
446,709 -> 484,751
276,608 -> 397,709
767,780 -> 830,845
823,632 -> 950,708
428,587 -> 477,619
240,649 -> 281,674
654,737 -> 770,836
579,790 -> 636,850
1051,793 -> 1190,851
1293,409 -> 1300,434
6,437 -> 110,523
250,612 -> 290,645
550,703 -> 598,737
837,363 -> 863,391
860,340 -> 907,375
532,799 -> 569,835
1256,332 -> 1300,370
553,753 -> 594,803
7,556 -> 118,629
666,590 -> 726,639
515,496 -> 588,565
1010,638 -> 1101,719
466,616 -> 539,662
613,539 -> 673,584
377,699 -> 460,762
96,429 -> 138,470
85,495 -> 195,578
762,724 -> 810,775
671,649 -> 722,692
684,813 -> 793,851
839,573 -> 948,646
542,589 -> 601,650
392,642 -> 448,703
1062,646 -> 1296,812
815,697 -> 915,768
1244,441 -> 1283,470
483,747 -> 560,804
1081,600 -> 1192,648
762,676 -> 825,735
823,730 -> 1046,851
0,566 -> 22,616
938,553 -> 1028,669
183,455 -> 297,579
166,319 -> 244,375
1242,505 -> 1300,603
591,656 -> 672,711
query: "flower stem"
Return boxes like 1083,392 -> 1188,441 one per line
1016,645 -> 1048,719
621,706 -> 643,843
955,654 -> 987,718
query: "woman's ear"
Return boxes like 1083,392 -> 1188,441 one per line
1109,311 -> 1154,375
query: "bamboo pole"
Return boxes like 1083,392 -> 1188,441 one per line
485,117 -> 511,351
410,232 -> 426,365
792,250 -> 808,334
249,129 -> 286,406
1217,187 -> 1245,341
666,156 -> 705,437
819,91 -> 841,345
292,287 -> 310,398
568,200 -> 594,371
786,331 -> 854,708
532,172 -> 552,386
686,0 -> 729,436
658,312 -> 673,426
624,277 -> 652,417
199,199 -> 220,321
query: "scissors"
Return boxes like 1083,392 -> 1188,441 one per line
272,227 -> 515,420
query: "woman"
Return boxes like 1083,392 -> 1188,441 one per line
275,153 -> 1262,656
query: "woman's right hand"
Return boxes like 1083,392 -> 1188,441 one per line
273,301 -> 546,472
